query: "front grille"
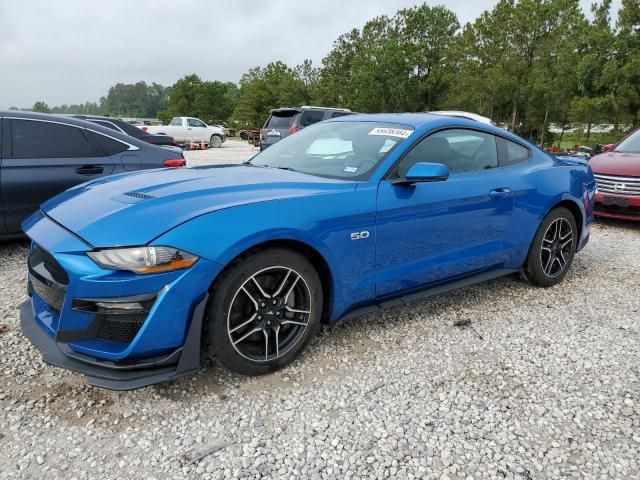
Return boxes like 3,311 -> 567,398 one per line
594,173 -> 640,196
96,313 -> 147,343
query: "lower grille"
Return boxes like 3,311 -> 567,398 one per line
96,314 -> 147,343
594,203 -> 640,217
31,276 -> 65,312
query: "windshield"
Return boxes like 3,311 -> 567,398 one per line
250,121 -> 413,180
615,129 -> 640,154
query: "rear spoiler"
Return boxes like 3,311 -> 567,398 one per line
270,108 -> 301,115
553,155 -> 589,166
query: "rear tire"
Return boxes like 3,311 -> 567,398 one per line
524,207 -> 577,287
205,249 -> 322,376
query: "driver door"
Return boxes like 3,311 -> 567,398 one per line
375,128 -> 515,298
186,118 -> 208,142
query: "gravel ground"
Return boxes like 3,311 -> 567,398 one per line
0,140 -> 638,479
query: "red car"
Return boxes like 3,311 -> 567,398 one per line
590,128 -> 640,221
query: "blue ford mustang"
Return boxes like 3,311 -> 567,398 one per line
20,114 -> 595,390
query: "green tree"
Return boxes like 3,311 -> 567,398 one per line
447,0 -> 586,141
569,0 -> 616,138
163,74 -> 202,118
231,61 -> 310,127
606,0 -> 640,126
316,7 -> 458,113
395,5 -> 459,110
101,81 -> 169,117
193,81 -> 240,124
32,101 -> 50,113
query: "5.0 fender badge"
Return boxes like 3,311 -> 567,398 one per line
350,231 -> 370,240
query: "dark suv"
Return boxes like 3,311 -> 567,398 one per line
259,106 -> 352,150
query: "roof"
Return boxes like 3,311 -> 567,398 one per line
328,112 -> 447,128
0,111 -> 150,147
70,114 -> 122,121
429,111 -> 495,125
327,112 -> 533,147
270,106 -> 352,114
0,110 -> 104,128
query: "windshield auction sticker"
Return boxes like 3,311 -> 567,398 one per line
368,127 -> 412,139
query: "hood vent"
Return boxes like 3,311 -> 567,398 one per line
124,191 -> 155,200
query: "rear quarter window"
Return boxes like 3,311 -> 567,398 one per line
299,110 -> 325,127
85,131 -> 129,156
112,120 -> 144,137
498,137 -> 530,166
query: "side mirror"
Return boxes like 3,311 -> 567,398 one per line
393,162 -> 449,186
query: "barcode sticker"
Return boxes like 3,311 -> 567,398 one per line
368,127 -> 412,138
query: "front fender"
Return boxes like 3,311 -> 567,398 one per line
153,189 -> 378,320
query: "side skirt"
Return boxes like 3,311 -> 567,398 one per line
338,268 -> 519,322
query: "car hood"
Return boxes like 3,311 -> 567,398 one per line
41,165 -> 355,248
589,151 -> 640,176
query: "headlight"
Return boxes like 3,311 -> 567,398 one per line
87,246 -> 198,274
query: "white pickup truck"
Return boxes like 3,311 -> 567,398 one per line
144,117 -> 226,148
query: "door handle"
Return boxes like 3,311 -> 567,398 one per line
75,165 -> 104,175
489,188 -> 512,199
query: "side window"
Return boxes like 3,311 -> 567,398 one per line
498,138 -> 530,166
187,118 -> 206,128
331,111 -> 351,118
300,110 -> 325,128
170,118 -> 182,126
85,131 -> 129,156
396,129 -> 498,178
10,120 -> 93,159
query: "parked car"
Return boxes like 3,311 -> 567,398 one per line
260,106 -> 353,150
590,127 -> 640,221
247,129 -> 260,147
72,115 -> 176,148
20,113 -> 594,390
144,117 -> 226,148
0,111 -> 185,237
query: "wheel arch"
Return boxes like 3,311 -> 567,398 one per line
209,239 -> 334,324
549,198 -> 584,241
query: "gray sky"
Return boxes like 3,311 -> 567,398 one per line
0,0 -> 621,109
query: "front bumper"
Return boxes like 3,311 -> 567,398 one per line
20,297 -> 207,390
20,210 -> 222,390
594,191 -> 640,221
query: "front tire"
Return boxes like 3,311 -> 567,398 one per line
205,249 -> 323,375
210,134 -> 223,148
524,207 -> 577,287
